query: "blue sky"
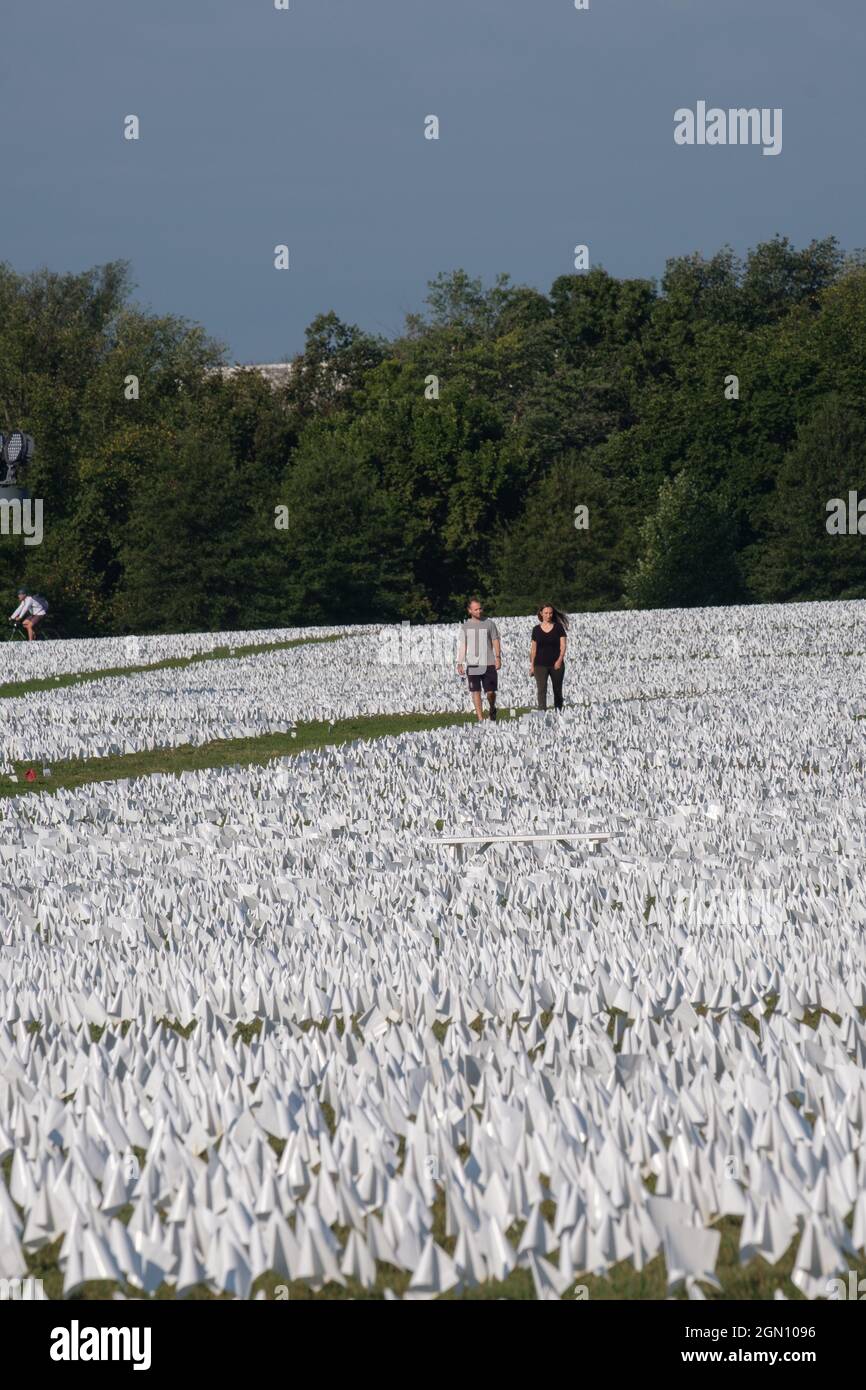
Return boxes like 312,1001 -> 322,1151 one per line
2,0 -> 863,362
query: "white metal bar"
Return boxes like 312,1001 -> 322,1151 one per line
424,832 -> 613,848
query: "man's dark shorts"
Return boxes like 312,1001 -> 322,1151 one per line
467,664 -> 498,693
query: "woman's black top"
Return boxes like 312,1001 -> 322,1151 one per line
532,621 -> 566,667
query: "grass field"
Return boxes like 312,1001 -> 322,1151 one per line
0,709 -> 496,799
0,632 -> 346,701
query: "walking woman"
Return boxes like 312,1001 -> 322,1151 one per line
530,604 -> 568,710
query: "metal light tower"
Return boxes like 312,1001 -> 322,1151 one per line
0,431 -> 35,503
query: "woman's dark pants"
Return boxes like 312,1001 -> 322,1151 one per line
535,663 -> 565,710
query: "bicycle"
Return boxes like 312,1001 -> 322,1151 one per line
3,618 -> 59,642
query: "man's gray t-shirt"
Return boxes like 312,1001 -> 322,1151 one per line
460,618 -> 500,674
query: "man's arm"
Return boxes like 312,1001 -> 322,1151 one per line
456,624 -> 466,672
490,622 -> 501,669
9,602 -> 24,621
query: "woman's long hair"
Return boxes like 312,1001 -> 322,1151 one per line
537,603 -> 569,631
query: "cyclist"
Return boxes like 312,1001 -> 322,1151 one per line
9,588 -> 48,641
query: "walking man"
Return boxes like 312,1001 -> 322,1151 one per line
456,597 -> 501,723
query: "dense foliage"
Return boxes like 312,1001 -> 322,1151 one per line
2,238 -> 865,635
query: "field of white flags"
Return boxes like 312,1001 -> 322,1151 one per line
2,600 -> 864,769
1,598 -> 866,1300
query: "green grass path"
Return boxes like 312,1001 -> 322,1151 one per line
0,708 -> 514,798
0,632 -> 345,700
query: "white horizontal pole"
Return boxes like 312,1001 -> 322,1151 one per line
423,832 -> 614,847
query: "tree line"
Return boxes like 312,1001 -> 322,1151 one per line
2,236 -> 865,637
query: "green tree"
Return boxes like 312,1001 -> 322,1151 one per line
748,395 -> 866,602
494,452 -> 627,613
624,471 -> 742,609
4,240 -> 866,634
0,260 -> 224,632
278,426 -> 412,624
113,420 -> 270,633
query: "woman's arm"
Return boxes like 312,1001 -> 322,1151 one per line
529,637 -> 536,672
554,632 -> 566,669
